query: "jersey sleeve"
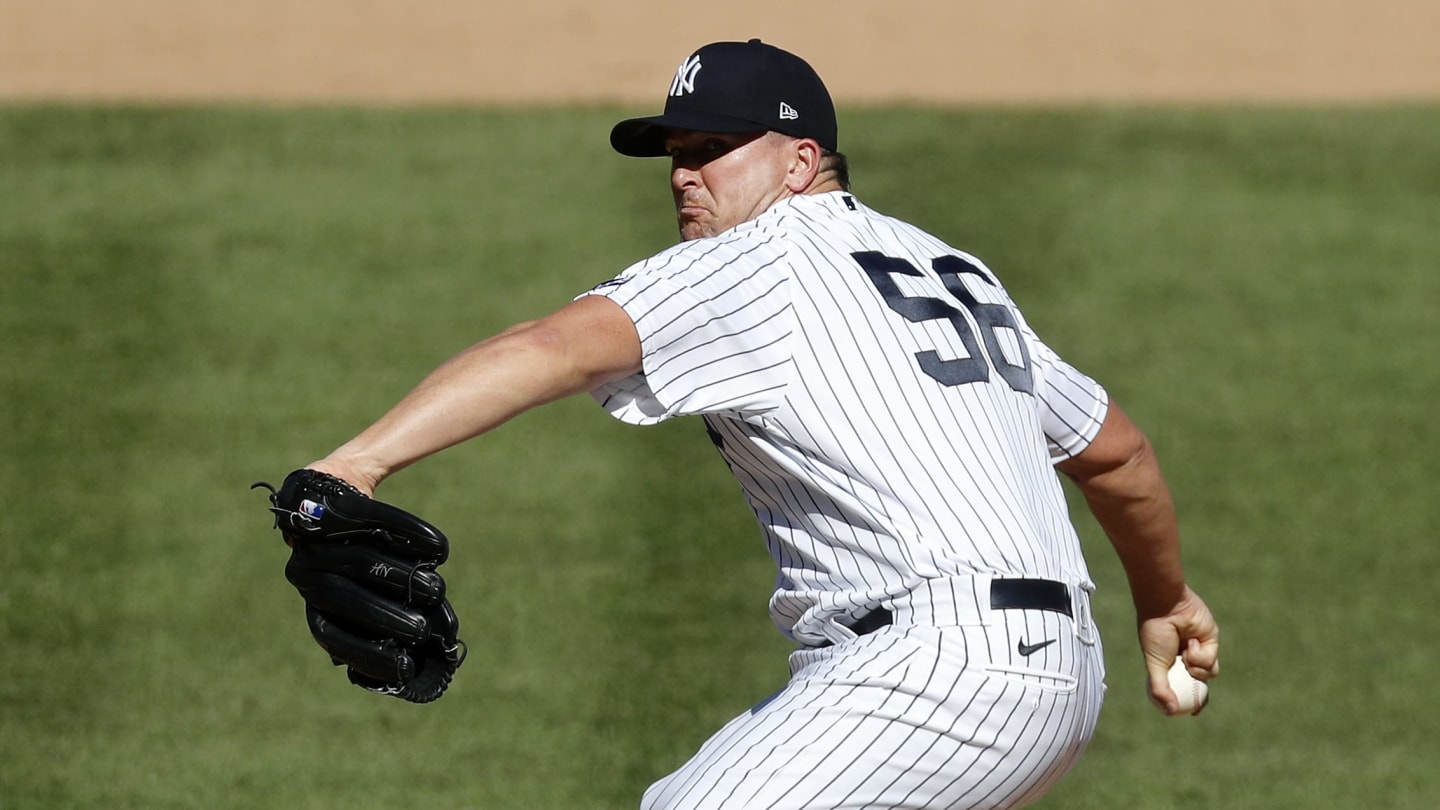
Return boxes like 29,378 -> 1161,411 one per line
1021,321 -> 1110,462
578,236 -> 795,425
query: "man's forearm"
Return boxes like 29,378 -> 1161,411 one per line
1072,440 -> 1188,619
1058,402 -> 1189,619
318,326 -> 566,484
314,296 -> 643,491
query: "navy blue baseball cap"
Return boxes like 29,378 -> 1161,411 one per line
610,39 -> 838,158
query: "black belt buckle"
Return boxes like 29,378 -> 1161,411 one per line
990,579 -> 1072,617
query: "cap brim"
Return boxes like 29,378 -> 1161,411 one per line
609,111 -> 770,157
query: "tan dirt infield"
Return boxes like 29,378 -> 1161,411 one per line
2,0 -> 1438,104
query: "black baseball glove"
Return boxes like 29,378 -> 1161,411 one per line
253,469 -> 466,703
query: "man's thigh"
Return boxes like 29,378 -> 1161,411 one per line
641,623 -> 1104,810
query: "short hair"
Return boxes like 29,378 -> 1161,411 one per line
822,150 -> 851,192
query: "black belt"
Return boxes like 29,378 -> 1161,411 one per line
989,578 -> 1073,618
821,579 -> 1072,647
842,606 -> 896,637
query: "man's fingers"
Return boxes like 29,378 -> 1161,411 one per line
1182,637 -> 1220,680
1145,655 -> 1180,714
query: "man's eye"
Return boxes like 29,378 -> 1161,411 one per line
666,139 -> 730,164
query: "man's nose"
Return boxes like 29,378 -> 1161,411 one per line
671,165 -> 700,190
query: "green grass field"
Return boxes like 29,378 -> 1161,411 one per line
2,104 -> 1436,809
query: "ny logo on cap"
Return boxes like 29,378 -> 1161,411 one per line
778,102 -> 799,120
670,55 -> 702,97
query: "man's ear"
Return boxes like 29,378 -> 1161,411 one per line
784,138 -> 823,193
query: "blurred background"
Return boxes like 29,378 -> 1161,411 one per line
2,2 -> 1437,808
5,0 -> 1440,105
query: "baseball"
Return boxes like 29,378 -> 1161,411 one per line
1161,655 -> 1209,715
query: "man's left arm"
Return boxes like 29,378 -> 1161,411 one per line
309,295 -> 642,495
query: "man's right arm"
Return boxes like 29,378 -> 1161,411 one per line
1056,400 -> 1220,714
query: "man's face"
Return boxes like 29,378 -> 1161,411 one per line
664,130 -> 794,241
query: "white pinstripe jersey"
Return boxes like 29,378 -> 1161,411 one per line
583,192 -> 1109,644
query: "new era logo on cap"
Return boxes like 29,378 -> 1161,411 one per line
610,39 -> 838,158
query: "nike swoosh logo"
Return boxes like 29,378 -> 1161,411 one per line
1017,639 -> 1056,657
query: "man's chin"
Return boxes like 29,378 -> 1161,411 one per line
677,219 -> 712,242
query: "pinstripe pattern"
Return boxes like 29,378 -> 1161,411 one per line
640,597 -> 1105,810
583,192 -> 1110,808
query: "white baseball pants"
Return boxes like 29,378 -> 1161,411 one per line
641,579 -> 1106,810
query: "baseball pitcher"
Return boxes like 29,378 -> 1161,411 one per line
264,39 -> 1220,810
